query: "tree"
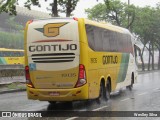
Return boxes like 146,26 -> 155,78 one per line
59,0 -> 79,17
0,0 -> 17,15
5,16 -> 23,32
0,31 -> 23,49
0,0 -> 79,17
132,6 -> 159,70
152,3 -> 160,70
85,0 -> 160,71
85,3 -> 106,22
0,16 -> 24,49
85,0 -> 136,29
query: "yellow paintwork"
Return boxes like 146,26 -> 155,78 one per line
0,48 -> 24,52
24,21 -> 29,67
0,48 -> 24,65
27,85 -> 88,101
77,19 -> 125,99
29,67 -> 79,89
4,57 -> 24,64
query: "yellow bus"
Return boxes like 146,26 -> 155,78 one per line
24,18 -> 137,103
0,48 -> 24,65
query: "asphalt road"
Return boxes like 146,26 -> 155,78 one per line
0,71 -> 160,120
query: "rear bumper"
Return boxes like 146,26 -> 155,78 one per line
26,85 -> 88,102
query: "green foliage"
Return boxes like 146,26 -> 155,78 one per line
0,16 -> 24,49
5,16 -> 23,32
24,0 -> 40,10
58,0 -> 79,17
85,3 -> 107,22
85,0 -> 136,29
0,0 -> 79,17
0,31 -> 24,49
0,0 -> 18,15
132,6 -> 155,43
85,0 -> 160,70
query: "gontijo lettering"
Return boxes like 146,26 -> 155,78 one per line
29,44 -> 77,52
102,55 -> 118,64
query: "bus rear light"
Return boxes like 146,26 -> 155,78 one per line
25,66 -> 34,88
75,64 -> 87,88
73,17 -> 78,21
28,20 -> 33,24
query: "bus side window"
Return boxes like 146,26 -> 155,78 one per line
17,52 -> 20,57
0,52 -> 2,57
20,52 -> 24,56
94,27 -> 103,51
86,25 -> 95,50
3,51 -> 7,57
103,30 -> 110,51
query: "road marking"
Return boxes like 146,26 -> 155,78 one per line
66,117 -> 78,120
153,88 -> 160,91
120,98 -> 130,102
156,89 -> 160,92
65,106 -> 108,120
66,105 -> 108,120
92,105 -> 108,111
137,92 -> 148,96
153,88 -> 159,91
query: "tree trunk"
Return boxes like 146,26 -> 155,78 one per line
140,50 -> 145,71
66,0 -> 72,17
148,44 -> 151,71
141,44 -> 146,56
158,48 -> 160,70
151,41 -> 154,70
134,45 -> 137,63
52,0 -> 58,17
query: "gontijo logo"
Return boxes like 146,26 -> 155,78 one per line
30,22 -> 78,52
35,22 -> 68,37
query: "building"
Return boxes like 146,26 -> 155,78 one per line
0,6 -> 50,32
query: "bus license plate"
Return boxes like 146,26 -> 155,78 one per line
49,92 -> 60,96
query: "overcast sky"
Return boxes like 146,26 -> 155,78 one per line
30,0 -> 160,17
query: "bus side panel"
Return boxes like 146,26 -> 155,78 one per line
115,53 -> 134,90
87,51 -> 121,98
78,19 -> 89,99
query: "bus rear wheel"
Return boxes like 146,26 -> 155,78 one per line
104,81 -> 110,101
48,101 -> 56,105
126,74 -> 134,91
96,82 -> 104,103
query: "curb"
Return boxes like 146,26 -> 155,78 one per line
0,81 -> 26,85
0,88 -> 26,94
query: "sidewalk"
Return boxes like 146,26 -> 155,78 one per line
0,76 -> 26,94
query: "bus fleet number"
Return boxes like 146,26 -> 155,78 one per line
90,58 -> 97,63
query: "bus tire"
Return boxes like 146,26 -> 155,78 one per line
96,81 -> 104,104
104,80 -> 110,101
127,74 -> 134,91
48,101 -> 56,105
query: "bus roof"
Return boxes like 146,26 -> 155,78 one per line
27,17 -> 130,34
84,19 -> 131,34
